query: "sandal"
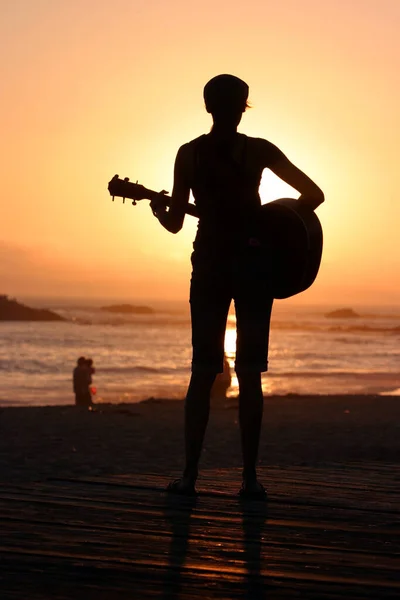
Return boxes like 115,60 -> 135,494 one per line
238,480 -> 267,501
167,478 -> 197,497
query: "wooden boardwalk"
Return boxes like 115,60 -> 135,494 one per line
1,464 -> 399,599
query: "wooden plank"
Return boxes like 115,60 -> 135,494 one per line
0,465 -> 399,599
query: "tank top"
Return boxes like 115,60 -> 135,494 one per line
188,133 -> 280,254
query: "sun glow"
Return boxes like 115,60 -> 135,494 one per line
1,1 -> 399,304
259,170 -> 299,204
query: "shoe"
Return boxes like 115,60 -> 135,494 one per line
238,480 -> 267,501
167,478 -> 197,497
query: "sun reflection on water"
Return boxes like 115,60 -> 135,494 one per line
224,327 -> 237,358
224,326 -> 273,398
224,328 -> 238,397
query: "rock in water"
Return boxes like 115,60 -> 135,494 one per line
325,308 -> 360,319
0,295 -> 65,321
100,304 -> 154,314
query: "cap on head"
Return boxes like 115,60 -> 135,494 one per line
203,74 -> 249,114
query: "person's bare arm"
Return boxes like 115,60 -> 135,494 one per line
262,141 -> 324,210
150,145 -> 193,233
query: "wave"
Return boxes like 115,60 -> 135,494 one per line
66,319 -> 400,334
99,365 -> 187,375
69,316 -> 192,327
327,325 -> 400,334
0,361 -> 188,376
270,322 -> 400,334
0,360 -> 62,374
4,308 -> 398,334
269,370 -> 400,380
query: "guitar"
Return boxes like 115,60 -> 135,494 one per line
108,175 -> 323,299
108,175 -> 198,217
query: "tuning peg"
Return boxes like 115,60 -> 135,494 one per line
132,200 -> 137,206
123,197 -> 125,204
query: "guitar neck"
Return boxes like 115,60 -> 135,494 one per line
135,185 -> 199,218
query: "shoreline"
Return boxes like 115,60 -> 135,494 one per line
1,390 -> 399,409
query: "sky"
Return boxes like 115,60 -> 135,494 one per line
1,0 -> 399,306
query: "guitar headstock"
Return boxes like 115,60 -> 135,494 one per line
108,175 -> 148,205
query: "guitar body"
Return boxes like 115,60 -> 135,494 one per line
107,176 -> 323,300
260,199 -> 323,299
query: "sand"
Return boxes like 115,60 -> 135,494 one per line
1,394 -> 399,484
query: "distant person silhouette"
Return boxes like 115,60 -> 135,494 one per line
73,356 -> 91,407
150,74 -> 324,498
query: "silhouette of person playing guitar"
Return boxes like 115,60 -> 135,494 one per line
150,74 -> 324,498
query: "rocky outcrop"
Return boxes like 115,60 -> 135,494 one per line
100,304 -> 154,314
0,295 -> 65,321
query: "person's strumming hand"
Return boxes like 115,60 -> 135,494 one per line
150,190 -> 169,216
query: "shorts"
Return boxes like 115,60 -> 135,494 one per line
189,245 -> 274,374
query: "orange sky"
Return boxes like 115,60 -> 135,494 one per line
1,0 -> 399,305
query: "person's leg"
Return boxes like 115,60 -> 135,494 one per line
85,390 -> 93,407
168,253 -> 231,495
75,393 -> 86,407
169,370 -> 217,495
234,248 -> 274,495
183,370 -> 217,483
237,371 -> 264,487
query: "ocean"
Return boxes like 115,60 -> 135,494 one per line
0,299 -> 399,406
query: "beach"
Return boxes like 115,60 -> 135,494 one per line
2,394 -> 400,485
